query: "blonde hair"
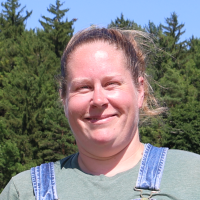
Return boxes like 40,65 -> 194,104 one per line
60,27 -> 165,116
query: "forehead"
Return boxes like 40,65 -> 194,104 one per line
67,41 -> 127,73
70,40 -> 124,58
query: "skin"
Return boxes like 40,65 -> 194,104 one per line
63,41 -> 144,176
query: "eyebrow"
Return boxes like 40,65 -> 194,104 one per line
70,74 -> 123,84
70,78 -> 91,85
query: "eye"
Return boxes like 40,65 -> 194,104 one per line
105,81 -> 120,89
80,85 -> 90,89
77,85 -> 92,92
109,82 -> 118,85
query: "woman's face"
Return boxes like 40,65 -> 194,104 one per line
64,41 -> 144,157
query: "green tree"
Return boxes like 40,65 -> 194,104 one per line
163,101 -> 200,153
0,1 -> 78,191
0,29 -> 77,191
0,0 -> 32,76
152,14 -> 200,153
161,12 -> 187,62
39,0 -> 76,57
141,13 -> 196,150
1,0 -> 32,38
108,13 -> 143,30
145,20 -> 162,37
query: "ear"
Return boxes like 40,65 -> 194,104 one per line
137,77 -> 144,108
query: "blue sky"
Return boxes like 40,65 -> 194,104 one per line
1,0 -> 199,41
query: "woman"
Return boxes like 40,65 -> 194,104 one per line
1,27 -> 200,200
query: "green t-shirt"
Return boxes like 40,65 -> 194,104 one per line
1,149 -> 200,200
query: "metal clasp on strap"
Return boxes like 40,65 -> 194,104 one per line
134,187 -> 160,199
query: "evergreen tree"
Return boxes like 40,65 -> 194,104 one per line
163,101 -> 200,153
187,36 -> 200,70
108,13 -> 143,30
0,1 -> 78,191
39,0 -> 76,58
0,0 -> 32,75
162,12 -> 185,43
141,13 -> 193,149
145,20 -> 162,37
161,12 -> 186,61
153,15 -> 200,153
1,0 -> 32,38
186,37 -> 200,101
0,30 -> 77,190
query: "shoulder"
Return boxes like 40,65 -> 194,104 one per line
159,149 -> 200,198
166,148 -> 200,169
1,153 -> 79,200
164,149 -> 200,175
12,169 -> 32,185
0,170 -> 34,200
162,149 -> 200,190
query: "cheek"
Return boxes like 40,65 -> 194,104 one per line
107,89 -> 138,110
66,94 -> 91,118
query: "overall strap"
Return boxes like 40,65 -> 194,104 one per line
31,162 -> 58,200
135,143 -> 168,191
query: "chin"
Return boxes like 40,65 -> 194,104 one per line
89,129 -> 117,144
91,135 -> 114,145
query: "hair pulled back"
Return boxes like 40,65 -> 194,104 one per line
60,27 -> 163,116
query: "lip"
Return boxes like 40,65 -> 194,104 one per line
85,114 -> 117,124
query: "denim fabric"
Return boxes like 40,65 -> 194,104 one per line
135,143 -> 168,191
31,162 -> 58,200
30,144 -> 168,200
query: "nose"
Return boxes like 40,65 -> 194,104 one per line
91,86 -> 108,108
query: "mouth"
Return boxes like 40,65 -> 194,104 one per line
85,114 -> 117,123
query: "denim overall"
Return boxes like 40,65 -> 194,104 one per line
31,144 -> 168,200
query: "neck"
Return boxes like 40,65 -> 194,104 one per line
77,131 -> 144,177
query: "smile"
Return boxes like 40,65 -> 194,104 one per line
85,114 -> 117,123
